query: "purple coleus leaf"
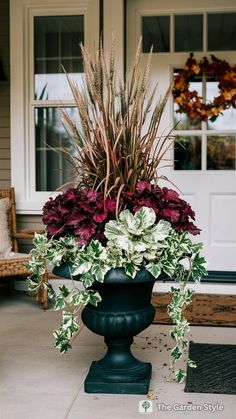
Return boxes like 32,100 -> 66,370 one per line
136,180 -> 152,193
46,224 -> 65,237
162,209 -> 180,222
162,187 -> 180,201
74,223 -> 97,246
93,211 -> 108,223
86,190 -> 99,202
66,212 -> 87,226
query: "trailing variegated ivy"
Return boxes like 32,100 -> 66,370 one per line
26,206 -> 207,382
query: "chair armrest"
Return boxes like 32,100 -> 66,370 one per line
14,229 -> 45,240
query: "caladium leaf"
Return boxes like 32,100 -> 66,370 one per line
133,242 -> 149,252
104,219 -> 127,240
133,206 -> 156,229
152,220 -> 171,241
119,209 -> 135,228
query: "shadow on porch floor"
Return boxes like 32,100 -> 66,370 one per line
0,293 -> 235,419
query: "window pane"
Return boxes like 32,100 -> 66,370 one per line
34,16 -> 84,100
174,136 -> 202,170
207,135 -> 236,170
173,70 -> 202,130
208,13 -> 236,51
207,79 -> 236,130
207,108 -> 236,130
142,16 -> 170,52
35,107 -> 79,191
175,15 -> 203,52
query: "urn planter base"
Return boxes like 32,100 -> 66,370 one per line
85,363 -> 152,394
84,337 -> 152,394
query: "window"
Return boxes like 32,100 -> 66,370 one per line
34,15 -> 84,101
10,0 -> 99,213
173,71 -> 236,171
34,15 -> 84,191
35,107 -> 80,191
208,13 -> 236,51
175,14 -> 203,52
142,16 -> 170,52
142,12 -> 236,53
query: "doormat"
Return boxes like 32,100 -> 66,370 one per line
184,341 -> 236,394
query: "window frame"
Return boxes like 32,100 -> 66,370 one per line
10,0 -> 99,214
141,10 -> 236,54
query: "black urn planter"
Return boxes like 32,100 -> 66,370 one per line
53,264 -> 156,394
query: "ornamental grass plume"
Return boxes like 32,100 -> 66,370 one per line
60,39 -> 173,211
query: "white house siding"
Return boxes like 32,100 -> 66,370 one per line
0,0 -> 10,189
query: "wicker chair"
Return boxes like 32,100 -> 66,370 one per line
0,188 -> 47,307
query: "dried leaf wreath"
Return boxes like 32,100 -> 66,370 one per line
172,53 -> 236,122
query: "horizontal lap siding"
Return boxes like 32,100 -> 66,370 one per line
0,0 -> 10,189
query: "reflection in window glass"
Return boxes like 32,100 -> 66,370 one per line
142,16 -> 170,52
174,103 -> 202,131
208,13 -> 236,51
175,14 -> 203,52
34,15 -> 84,100
207,79 -> 236,130
207,108 -> 236,131
174,136 -> 202,170
35,107 -> 80,191
207,136 -> 236,170
173,70 -> 202,130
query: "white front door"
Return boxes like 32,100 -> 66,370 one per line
127,0 -> 236,271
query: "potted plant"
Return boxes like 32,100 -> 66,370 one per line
26,41 -> 207,394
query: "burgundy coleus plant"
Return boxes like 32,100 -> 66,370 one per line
42,181 -> 200,247
42,188 -> 116,246
122,181 -> 200,236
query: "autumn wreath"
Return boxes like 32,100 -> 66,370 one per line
172,53 -> 236,122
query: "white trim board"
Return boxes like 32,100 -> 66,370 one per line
153,282 -> 236,295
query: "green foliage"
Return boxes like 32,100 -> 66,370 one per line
53,311 -> 79,353
26,206 -> 207,381
72,240 -> 111,286
175,368 -> 186,384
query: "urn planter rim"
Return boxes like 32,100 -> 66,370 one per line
53,263 -> 156,284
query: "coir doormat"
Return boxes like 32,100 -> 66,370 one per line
184,341 -> 236,394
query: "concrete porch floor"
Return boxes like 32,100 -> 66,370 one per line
0,292 -> 235,419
